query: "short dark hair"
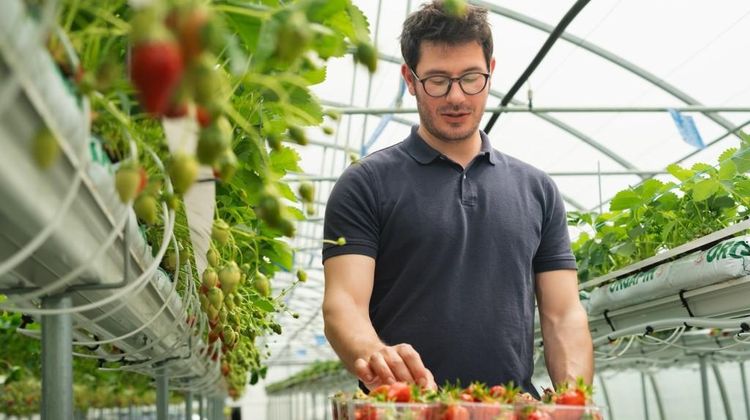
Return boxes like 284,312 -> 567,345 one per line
400,1 -> 493,72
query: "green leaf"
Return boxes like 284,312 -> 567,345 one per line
739,130 -> 750,147
225,12 -> 264,54
287,206 -> 306,221
609,190 -> 642,211
252,297 -> 276,312
718,147 -> 738,164
732,147 -> 750,173
718,159 -> 737,180
636,179 -> 664,200
691,162 -> 715,174
270,146 -> 302,174
267,239 -> 293,270
305,0 -> 348,23
312,27 -> 348,59
655,191 -> 679,210
300,61 -> 327,85
734,179 -> 750,196
612,242 -> 635,258
666,163 -> 694,182
347,4 -> 371,41
692,178 -> 720,201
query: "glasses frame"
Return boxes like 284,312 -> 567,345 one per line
409,68 -> 490,98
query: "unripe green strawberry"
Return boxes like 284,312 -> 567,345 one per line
212,219 -> 231,246
278,218 -> 296,238
255,194 -> 282,226
208,287 -> 224,308
32,127 -> 60,169
197,116 -> 231,165
164,193 -> 181,210
270,322 -> 282,335
305,202 -> 316,216
206,247 -> 219,267
219,306 -> 228,323
202,267 -> 219,290
287,126 -> 308,145
199,294 -> 209,311
219,261 -> 241,295
224,295 -> 235,311
296,269 -> 307,283
354,41 -> 378,73
254,271 -> 270,297
215,149 -> 238,183
162,250 -> 178,272
442,0 -> 467,17
266,133 -> 281,151
274,11 -> 312,62
168,153 -> 199,194
298,182 -> 314,203
115,165 -> 144,203
134,194 -> 159,225
322,125 -> 334,135
206,304 -> 220,321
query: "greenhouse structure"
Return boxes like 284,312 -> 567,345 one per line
1,0 -> 750,419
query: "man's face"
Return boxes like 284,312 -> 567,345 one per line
405,41 -> 495,144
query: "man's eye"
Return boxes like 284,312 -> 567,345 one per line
461,74 -> 480,82
427,77 -> 449,86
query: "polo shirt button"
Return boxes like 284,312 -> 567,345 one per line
463,174 -> 467,179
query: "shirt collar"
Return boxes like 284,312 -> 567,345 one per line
404,125 -> 496,165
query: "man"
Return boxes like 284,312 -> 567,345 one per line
322,1 -> 592,396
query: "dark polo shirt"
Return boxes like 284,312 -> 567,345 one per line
323,126 -> 576,394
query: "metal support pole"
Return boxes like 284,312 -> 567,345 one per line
129,404 -> 134,420
213,397 -> 224,419
198,394 -> 204,420
596,374 -> 614,420
186,391 -> 193,420
156,365 -> 169,420
712,364 -> 733,420
699,354 -> 712,420
640,371 -> 650,420
41,295 -> 73,420
648,373 -> 666,420
741,362 -> 750,420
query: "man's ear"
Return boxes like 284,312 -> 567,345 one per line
401,64 -> 417,96
489,57 -> 496,87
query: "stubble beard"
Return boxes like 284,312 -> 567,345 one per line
416,94 -> 482,144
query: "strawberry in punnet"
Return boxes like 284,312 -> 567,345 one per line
168,153 -> 199,195
386,382 -> 412,403
441,404 -> 469,420
129,11 -> 184,117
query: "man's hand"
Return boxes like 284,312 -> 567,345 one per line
353,343 -> 437,391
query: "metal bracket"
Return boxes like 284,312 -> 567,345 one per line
603,309 -> 616,332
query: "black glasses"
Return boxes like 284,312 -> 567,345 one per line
410,68 -> 490,97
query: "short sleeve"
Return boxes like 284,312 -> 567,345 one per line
322,163 -> 380,261
532,177 -> 577,273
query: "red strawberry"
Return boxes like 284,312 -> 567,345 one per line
368,384 -> 390,399
196,105 -> 212,127
386,382 -> 411,402
130,39 -> 184,117
441,405 -> 469,420
556,389 -> 586,406
489,385 -> 506,399
354,404 -> 378,420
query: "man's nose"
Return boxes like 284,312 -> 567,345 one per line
445,81 -> 466,103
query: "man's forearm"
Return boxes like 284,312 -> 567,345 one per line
323,304 -> 383,374
541,306 -> 593,387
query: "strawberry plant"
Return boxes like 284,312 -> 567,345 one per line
571,132 -> 750,282
2,0 -> 378,408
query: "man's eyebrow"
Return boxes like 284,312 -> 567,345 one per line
421,66 -> 486,76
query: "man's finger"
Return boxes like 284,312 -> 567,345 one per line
384,346 -> 415,384
368,352 -> 396,384
395,344 -> 431,387
354,357 -> 377,385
